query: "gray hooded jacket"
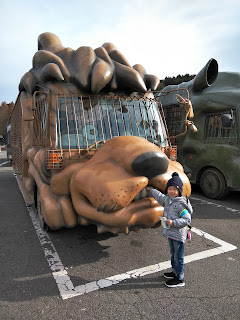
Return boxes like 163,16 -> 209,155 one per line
149,188 -> 192,243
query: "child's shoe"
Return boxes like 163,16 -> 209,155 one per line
163,271 -> 175,279
165,277 -> 185,287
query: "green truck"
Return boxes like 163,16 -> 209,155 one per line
157,58 -> 240,199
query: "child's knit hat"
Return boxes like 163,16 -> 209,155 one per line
165,172 -> 183,196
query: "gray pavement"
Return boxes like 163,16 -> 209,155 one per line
0,150 -> 239,320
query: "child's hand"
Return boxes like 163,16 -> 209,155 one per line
166,219 -> 174,226
146,186 -> 153,191
146,186 -> 153,197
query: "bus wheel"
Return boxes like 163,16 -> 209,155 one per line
37,189 -> 51,231
199,168 -> 228,199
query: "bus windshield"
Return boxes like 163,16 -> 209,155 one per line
56,95 -> 169,150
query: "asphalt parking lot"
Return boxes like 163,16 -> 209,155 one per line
0,151 -> 239,320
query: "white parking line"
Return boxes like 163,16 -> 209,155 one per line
25,204 -> 237,300
0,160 -> 10,167
14,174 -> 238,299
191,196 -> 240,214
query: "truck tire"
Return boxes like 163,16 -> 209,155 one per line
199,168 -> 228,199
37,189 -> 51,231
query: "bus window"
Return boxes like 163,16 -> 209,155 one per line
56,95 -> 169,150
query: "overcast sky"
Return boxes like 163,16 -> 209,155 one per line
1,0 -> 240,103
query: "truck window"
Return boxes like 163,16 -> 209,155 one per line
203,110 -> 238,144
56,95 -> 169,150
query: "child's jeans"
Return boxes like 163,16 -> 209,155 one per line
168,239 -> 184,280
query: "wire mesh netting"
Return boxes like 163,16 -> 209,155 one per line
55,94 -> 170,153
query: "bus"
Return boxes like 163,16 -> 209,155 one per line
10,32 -> 192,234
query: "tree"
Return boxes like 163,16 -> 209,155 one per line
163,73 -> 195,86
0,101 -> 14,136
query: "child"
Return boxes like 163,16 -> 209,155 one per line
147,172 -> 192,288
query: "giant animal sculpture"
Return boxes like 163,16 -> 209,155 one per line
27,136 -> 191,234
14,33 -> 192,234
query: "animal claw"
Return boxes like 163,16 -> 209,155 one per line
109,203 -> 117,212
91,58 -> 113,93
41,63 -> 64,82
102,204 -> 107,212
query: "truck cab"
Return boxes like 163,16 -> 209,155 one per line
158,59 -> 240,199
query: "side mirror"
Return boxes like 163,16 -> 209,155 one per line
221,112 -> 233,127
22,99 -> 34,121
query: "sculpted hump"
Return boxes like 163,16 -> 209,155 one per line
19,32 -> 160,95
